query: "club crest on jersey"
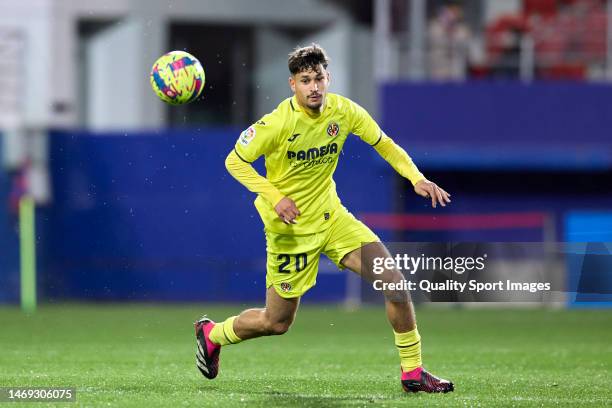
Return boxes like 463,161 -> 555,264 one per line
280,282 -> 292,292
327,122 -> 340,138
239,126 -> 256,146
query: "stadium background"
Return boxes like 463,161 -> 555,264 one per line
2,0 -> 611,304
1,1 -> 611,406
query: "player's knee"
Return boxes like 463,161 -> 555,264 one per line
271,321 -> 292,335
380,269 -> 404,285
381,270 -> 410,302
264,320 -> 292,335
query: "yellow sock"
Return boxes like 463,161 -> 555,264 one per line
395,327 -> 422,372
209,316 -> 242,346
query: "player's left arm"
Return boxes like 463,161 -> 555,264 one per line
373,134 -> 451,208
349,100 -> 451,208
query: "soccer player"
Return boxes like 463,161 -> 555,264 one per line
195,44 -> 454,393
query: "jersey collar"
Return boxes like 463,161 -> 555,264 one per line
290,95 -> 301,112
290,95 -> 331,117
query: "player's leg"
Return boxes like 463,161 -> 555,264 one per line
322,208 -> 453,393
229,285 -> 300,340
341,242 -> 415,330
340,242 -> 454,393
195,286 -> 299,379
195,230 -> 321,380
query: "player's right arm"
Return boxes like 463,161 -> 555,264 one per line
225,150 -> 283,206
225,111 -> 300,224
225,153 -> 300,224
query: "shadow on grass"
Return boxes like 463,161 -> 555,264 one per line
257,389 -> 394,407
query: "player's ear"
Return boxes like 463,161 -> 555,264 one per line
288,76 -> 296,93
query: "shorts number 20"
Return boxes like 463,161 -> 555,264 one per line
277,253 -> 307,273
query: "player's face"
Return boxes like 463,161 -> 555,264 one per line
289,65 -> 330,113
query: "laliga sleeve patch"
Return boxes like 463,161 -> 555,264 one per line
239,126 -> 256,146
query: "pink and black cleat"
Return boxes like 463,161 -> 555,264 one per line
401,367 -> 454,393
194,316 -> 221,379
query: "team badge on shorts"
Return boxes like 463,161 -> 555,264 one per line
280,282 -> 292,293
327,122 -> 340,138
239,126 -> 256,146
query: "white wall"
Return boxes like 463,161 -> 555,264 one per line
0,0 -> 52,128
302,20 -> 376,117
256,18 -> 377,121
484,0 -> 522,23
86,20 -> 142,130
0,0 -> 52,202
55,0 -> 352,130
83,13 -> 166,131
254,27 -> 295,119
121,0 -> 341,24
6,0 -> 367,130
303,19 -> 352,102
350,25 -> 376,118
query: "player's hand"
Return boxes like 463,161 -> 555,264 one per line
275,197 -> 301,224
414,179 -> 451,208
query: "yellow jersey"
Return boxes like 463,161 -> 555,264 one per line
233,93 -> 385,235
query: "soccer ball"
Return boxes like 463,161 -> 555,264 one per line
150,51 -> 205,105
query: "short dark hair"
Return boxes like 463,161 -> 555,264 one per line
288,43 -> 330,75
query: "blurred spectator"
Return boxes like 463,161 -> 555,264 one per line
7,160 -> 28,231
486,14 -> 529,79
427,3 -> 472,80
481,0 -> 606,80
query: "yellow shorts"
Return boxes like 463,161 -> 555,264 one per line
265,207 -> 379,298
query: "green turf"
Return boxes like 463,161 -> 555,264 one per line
0,304 -> 611,407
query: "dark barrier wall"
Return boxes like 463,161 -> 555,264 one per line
382,82 -> 612,170
3,83 -> 612,303
38,129 -> 394,302
0,136 -> 20,303
380,82 -> 612,244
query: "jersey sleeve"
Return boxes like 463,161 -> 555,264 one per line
234,110 -> 283,163
373,134 -> 425,186
225,150 -> 285,206
347,97 -> 425,186
348,99 -> 383,146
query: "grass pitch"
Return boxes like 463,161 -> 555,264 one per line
0,304 -> 611,407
